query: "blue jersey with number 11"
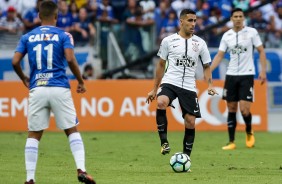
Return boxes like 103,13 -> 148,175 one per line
15,26 -> 74,89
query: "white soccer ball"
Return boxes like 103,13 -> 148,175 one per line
169,152 -> 191,172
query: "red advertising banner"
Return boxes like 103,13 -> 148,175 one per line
0,80 -> 267,131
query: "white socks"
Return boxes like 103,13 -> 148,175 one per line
68,132 -> 86,172
25,138 -> 39,182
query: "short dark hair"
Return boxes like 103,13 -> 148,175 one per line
231,8 -> 244,16
39,0 -> 58,20
180,9 -> 196,18
84,64 -> 93,72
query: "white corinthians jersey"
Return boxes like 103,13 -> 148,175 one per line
219,26 -> 262,76
157,33 -> 211,92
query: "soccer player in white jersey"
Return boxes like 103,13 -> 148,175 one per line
12,1 -> 96,184
146,9 -> 218,159
211,8 -> 267,150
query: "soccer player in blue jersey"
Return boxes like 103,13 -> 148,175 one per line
12,1 -> 96,184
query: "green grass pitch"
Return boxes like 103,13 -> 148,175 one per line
1,131 -> 282,184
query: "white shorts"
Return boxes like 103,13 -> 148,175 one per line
28,87 -> 79,131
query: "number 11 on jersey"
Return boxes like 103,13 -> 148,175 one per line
33,43 -> 54,70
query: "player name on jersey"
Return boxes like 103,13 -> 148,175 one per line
28,34 -> 59,42
35,72 -> 53,79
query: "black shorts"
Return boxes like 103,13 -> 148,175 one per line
222,75 -> 254,102
157,83 -> 201,118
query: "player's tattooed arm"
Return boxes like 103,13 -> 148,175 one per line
202,63 -> 218,96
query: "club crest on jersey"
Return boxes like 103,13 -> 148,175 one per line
192,42 -> 199,52
175,55 -> 196,67
29,34 -> 59,42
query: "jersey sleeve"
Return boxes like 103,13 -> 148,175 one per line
15,35 -> 27,55
199,41 -> 211,64
218,34 -> 228,52
63,32 -> 75,49
252,29 -> 262,47
157,38 -> 168,60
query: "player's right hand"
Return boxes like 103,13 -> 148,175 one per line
77,83 -> 86,93
146,90 -> 157,104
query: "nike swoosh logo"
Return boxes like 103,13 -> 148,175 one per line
194,110 -> 199,113
157,124 -> 164,127
173,45 -> 179,48
185,142 -> 193,146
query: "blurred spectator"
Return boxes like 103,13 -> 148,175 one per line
70,1 -> 80,22
87,0 -> 99,16
17,0 -> 37,18
139,0 -> 156,20
254,0 -> 276,21
96,0 -> 114,18
194,10 -> 211,45
122,0 -> 137,22
57,0 -> 73,32
268,2 -> 282,48
248,9 -> 270,43
158,9 -> 179,43
154,0 -> 171,44
233,0 -> 250,11
203,0 -> 232,19
97,0 -> 119,70
0,0 -> 18,17
72,7 -> 96,46
171,0 -> 196,18
208,8 -> 225,47
22,0 -> 43,33
124,6 -> 154,62
111,0 -> 127,22
82,64 -> 95,79
0,6 -> 24,34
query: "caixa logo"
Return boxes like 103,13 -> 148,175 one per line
170,87 -> 261,126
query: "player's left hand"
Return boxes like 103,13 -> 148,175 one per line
77,83 -> 86,93
208,88 -> 218,96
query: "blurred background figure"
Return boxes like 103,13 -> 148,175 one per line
0,6 -> 24,48
248,9 -> 270,45
267,2 -> 282,48
97,0 -> 119,70
139,0 -> 156,20
22,0 -> 43,33
72,7 -> 96,46
0,6 -> 24,34
0,0 -> 18,18
82,64 -> 95,80
124,6 -> 154,62
57,0 -> 73,32
158,9 -> 179,43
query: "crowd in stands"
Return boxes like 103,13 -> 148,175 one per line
0,0 -> 282,70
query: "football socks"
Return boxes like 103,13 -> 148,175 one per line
183,128 -> 195,156
25,138 -> 39,182
243,113 -> 252,134
69,132 -> 86,172
156,109 -> 168,145
227,112 -> 237,142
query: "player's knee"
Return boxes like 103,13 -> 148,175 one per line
157,100 -> 169,109
240,109 -> 250,117
184,120 -> 195,129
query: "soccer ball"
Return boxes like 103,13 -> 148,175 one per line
169,152 -> 191,172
